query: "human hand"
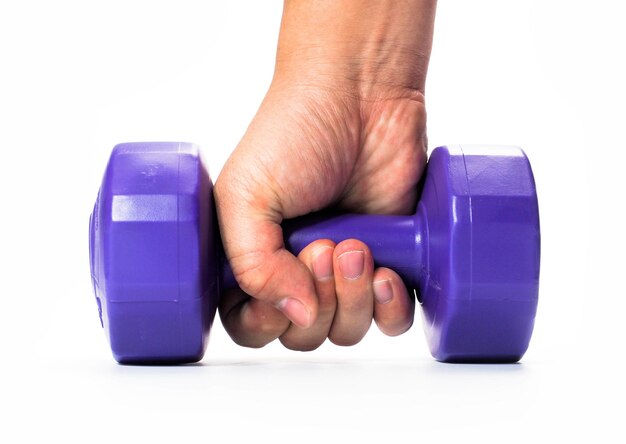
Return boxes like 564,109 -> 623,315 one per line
214,0 -> 436,350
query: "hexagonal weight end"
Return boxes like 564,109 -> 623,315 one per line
419,145 -> 540,363
89,142 -> 219,363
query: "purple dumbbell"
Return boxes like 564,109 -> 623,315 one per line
89,142 -> 540,364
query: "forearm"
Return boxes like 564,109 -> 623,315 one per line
274,0 -> 437,95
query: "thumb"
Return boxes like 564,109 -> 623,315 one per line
214,175 -> 318,330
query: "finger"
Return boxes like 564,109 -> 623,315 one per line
372,268 -> 415,336
219,289 -> 291,348
328,239 -> 375,346
280,240 -> 337,351
214,171 -> 318,329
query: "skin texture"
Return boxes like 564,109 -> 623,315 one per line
214,0 -> 437,350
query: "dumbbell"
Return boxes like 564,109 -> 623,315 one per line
89,142 -> 540,364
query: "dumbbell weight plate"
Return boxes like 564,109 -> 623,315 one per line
419,146 -> 540,362
90,142 -> 217,363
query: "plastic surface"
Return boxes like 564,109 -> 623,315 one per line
90,143 -> 540,364
90,142 -> 218,363
417,146 -> 540,362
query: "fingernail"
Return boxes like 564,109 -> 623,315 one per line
277,298 -> 312,328
338,250 -> 365,280
312,246 -> 334,281
373,279 -> 393,304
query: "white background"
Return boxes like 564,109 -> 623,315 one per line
1,0 -> 624,442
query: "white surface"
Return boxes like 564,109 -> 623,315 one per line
0,1 -> 623,441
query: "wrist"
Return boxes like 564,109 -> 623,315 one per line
273,0 -> 436,97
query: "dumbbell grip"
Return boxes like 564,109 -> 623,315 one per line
220,212 -> 423,291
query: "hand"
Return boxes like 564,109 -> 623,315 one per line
214,0 -> 436,350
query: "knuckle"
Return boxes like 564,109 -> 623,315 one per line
280,336 -> 324,352
230,335 -> 268,349
244,313 -> 280,337
329,334 -> 361,347
317,302 -> 337,320
329,322 -> 371,346
223,307 -> 283,349
240,302 -> 288,338
230,251 -> 275,297
337,288 -> 372,312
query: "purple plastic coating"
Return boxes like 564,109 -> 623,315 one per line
90,143 -> 217,363
90,142 -> 540,364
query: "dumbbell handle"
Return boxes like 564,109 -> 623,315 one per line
220,211 -> 424,291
